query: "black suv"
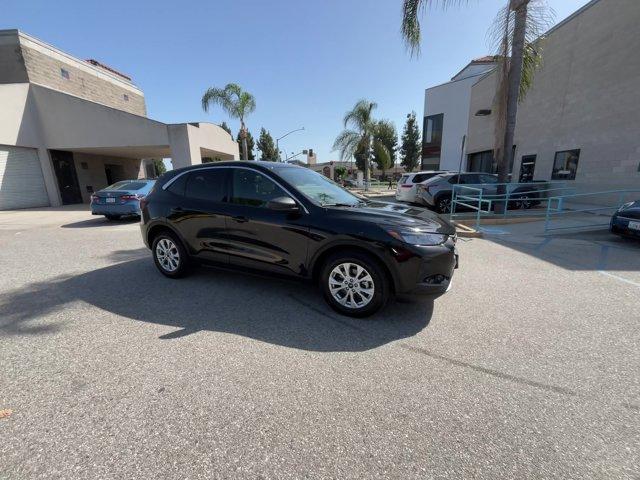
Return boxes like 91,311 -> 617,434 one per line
140,162 -> 458,317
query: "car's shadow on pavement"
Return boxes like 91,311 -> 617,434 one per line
61,217 -> 140,228
0,249 -> 433,352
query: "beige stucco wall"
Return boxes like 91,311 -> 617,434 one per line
73,153 -> 141,203
466,0 -> 640,192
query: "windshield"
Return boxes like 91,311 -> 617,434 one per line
277,167 -> 363,206
106,181 -> 153,191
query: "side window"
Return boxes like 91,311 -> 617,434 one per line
461,174 -> 481,184
447,175 -> 460,184
478,174 -> 498,184
185,169 -> 227,202
231,169 -> 287,208
166,174 -> 188,196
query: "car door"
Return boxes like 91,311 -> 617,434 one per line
166,168 -> 231,265
224,167 -> 310,276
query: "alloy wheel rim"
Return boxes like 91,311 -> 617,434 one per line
328,262 -> 375,309
519,196 -> 531,209
156,238 -> 180,272
440,198 -> 452,213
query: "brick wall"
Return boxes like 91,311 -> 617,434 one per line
20,45 -> 146,117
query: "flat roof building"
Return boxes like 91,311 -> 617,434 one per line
0,29 -> 238,209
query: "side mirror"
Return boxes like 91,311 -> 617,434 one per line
267,196 -> 299,212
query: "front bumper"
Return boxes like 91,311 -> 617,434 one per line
611,215 -> 640,239
388,239 -> 458,297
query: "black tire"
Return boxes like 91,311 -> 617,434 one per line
436,195 -> 452,214
151,231 -> 190,278
105,214 -> 121,221
320,251 -> 390,318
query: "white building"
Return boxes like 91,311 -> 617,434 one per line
0,29 -> 239,210
422,57 -> 498,171
422,0 -> 640,193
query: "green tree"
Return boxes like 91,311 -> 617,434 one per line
219,121 -> 232,136
202,83 -> 256,160
152,159 -> 166,177
236,130 -> 255,160
333,100 -> 390,188
373,120 -> 397,179
402,0 -> 552,210
400,112 -> 421,173
257,128 -> 278,161
334,166 -> 347,180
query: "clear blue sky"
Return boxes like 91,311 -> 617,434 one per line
4,0 -> 590,163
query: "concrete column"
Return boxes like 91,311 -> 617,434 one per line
168,124 -> 202,169
37,147 -> 62,207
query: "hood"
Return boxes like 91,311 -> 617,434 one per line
616,201 -> 640,219
329,200 -> 456,235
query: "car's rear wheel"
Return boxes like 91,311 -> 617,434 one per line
436,195 -> 452,214
152,231 -> 189,278
320,251 -> 389,318
516,194 -> 533,209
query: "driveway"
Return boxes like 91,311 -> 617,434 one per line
1,207 -> 639,479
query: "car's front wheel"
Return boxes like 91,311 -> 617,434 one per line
320,251 -> 389,318
152,232 -> 189,278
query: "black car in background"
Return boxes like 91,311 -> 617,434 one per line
610,201 -> 640,239
140,161 -> 458,317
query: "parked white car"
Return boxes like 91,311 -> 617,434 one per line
395,171 -> 451,203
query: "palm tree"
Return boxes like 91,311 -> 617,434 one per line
333,100 -> 390,190
402,0 -> 551,210
202,83 -> 256,160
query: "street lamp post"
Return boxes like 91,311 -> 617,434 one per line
276,127 -> 305,162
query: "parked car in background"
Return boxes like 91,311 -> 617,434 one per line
610,200 -> 640,239
417,173 -> 541,213
342,178 -> 358,188
395,171 -> 451,203
140,161 -> 458,318
91,179 -> 156,220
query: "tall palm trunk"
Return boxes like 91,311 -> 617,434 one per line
496,0 -> 528,213
240,121 -> 249,160
364,137 -> 371,190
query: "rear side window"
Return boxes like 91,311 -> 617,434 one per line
413,173 -> 437,183
166,174 -> 188,196
400,175 -> 410,184
231,169 -> 286,208
185,169 -> 227,202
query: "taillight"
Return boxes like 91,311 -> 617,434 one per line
120,194 -> 144,201
139,196 -> 149,210
401,184 -> 412,188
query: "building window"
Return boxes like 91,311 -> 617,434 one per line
123,94 -> 129,102
551,149 -> 580,180
467,150 -> 495,173
422,113 -> 444,167
60,68 -> 70,80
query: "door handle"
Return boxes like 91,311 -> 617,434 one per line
232,215 -> 249,223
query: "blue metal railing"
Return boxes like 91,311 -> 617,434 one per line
450,181 -> 572,231
543,189 -> 640,232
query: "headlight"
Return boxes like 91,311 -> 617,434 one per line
617,201 -> 635,212
387,228 -> 447,246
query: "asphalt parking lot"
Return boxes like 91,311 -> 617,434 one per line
1,207 -> 639,479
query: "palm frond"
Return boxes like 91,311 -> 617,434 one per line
201,87 -> 227,113
332,129 -> 363,162
343,100 -> 377,130
402,0 -> 473,58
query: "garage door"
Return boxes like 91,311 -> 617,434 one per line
0,146 -> 50,210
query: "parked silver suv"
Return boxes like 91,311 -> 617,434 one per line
417,173 -> 541,213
